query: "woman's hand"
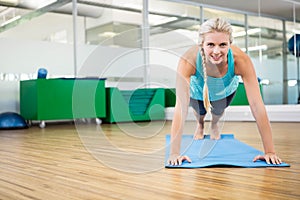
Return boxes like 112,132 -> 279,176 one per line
253,153 -> 282,165
167,154 -> 192,166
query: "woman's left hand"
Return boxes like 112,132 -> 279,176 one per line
253,153 -> 282,165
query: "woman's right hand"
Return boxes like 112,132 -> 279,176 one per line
167,154 -> 192,166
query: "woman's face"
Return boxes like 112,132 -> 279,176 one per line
202,31 -> 231,66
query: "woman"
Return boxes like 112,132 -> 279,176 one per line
167,18 -> 282,166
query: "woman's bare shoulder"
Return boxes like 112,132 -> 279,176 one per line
177,45 -> 199,76
231,45 -> 254,75
181,45 -> 199,63
231,45 -> 246,58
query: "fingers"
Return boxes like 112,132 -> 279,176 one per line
253,154 -> 282,165
265,156 -> 271,165
183,155 -> 192,163
277,157 -> 282,164
268,154 -> 282,165
167,157 -> 179,166
168,155 -> 192,166
167,158 -> 178,166
252,155 -> 264,162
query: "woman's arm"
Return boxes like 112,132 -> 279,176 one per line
167,46 -> 198,166
232,46 -> 282,164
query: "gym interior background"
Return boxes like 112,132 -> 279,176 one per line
0,0 -> 300,120
0,1 -> 299,199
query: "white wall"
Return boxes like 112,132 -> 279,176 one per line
0,38 -> 75,75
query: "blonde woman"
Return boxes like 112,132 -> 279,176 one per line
167,18 -> 282,166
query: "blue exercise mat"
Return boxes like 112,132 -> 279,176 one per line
165,134 -> 290,168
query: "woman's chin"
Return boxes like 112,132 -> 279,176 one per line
209,59 -> 223,65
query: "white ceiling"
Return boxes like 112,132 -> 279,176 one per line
186,0 -> 300,22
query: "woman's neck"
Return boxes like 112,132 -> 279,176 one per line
206,61 -> 228,77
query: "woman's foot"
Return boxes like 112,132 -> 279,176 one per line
210,122 -> 220,140
193,124 -> 204,140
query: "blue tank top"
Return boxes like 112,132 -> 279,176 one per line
190,48 -> 239,101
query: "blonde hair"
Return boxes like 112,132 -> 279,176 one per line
198,18 -> 233,111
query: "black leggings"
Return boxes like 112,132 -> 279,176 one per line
190,91 -> 236,116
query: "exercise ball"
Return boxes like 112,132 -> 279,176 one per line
37,68 -> 48,79
0,112 -> 28,129
288,34 -> 300,57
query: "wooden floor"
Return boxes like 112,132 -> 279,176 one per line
0,120 -> 299,200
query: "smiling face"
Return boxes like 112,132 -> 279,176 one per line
202,31 -> 231,67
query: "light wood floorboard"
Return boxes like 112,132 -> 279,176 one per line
0,121 -> 299,200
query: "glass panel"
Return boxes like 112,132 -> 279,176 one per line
1,0 -> 299,115
247,16 -> 284,105
286,9 -> 300,104
0,0 -> 77,113
149,0 -> 200,51
84,0 -> 143,47
0,1 -> 77,44
148,0 -> 200,88
0,1 -> 80,77
81,0 -> 144,89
